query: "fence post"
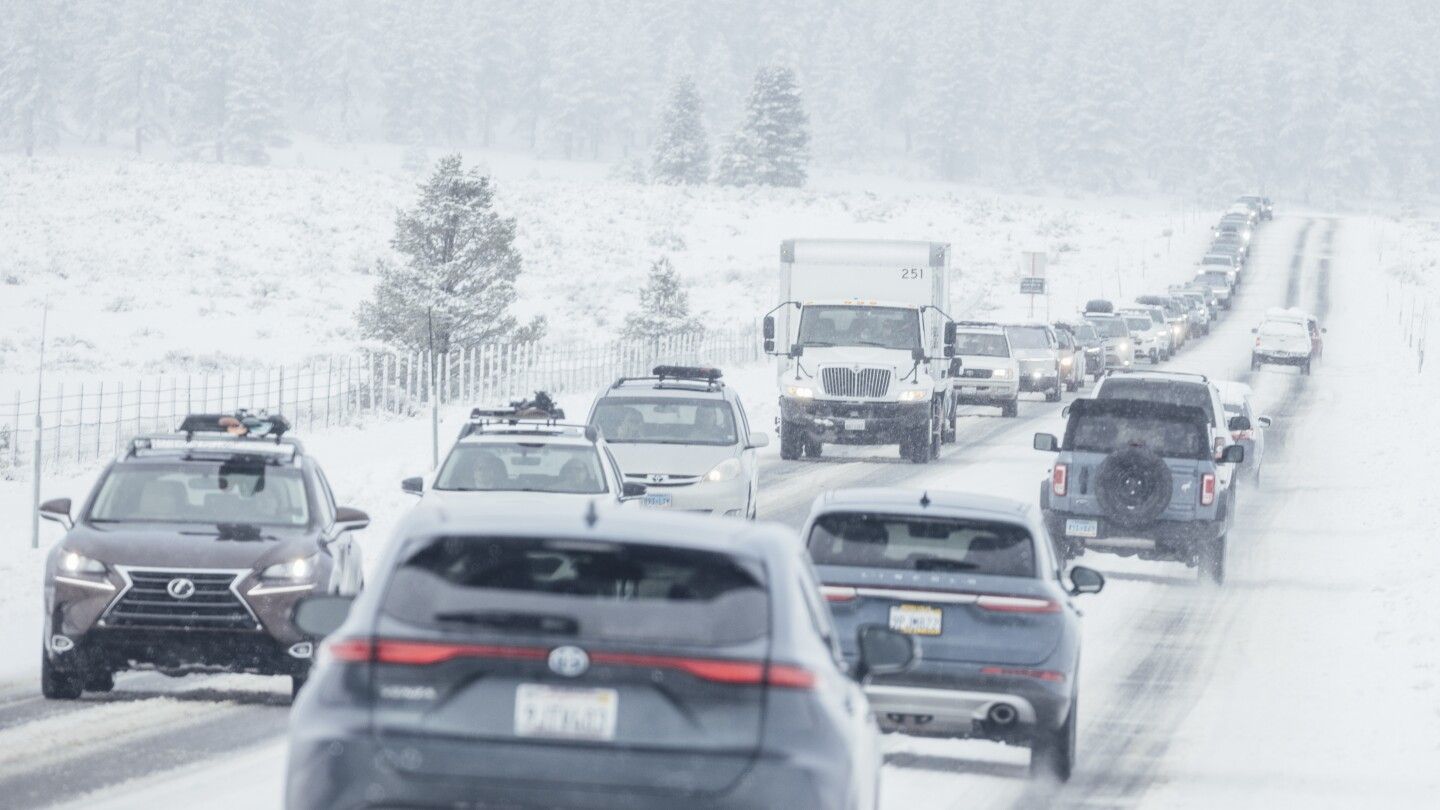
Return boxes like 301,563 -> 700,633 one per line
76,383 -> 85,464
9,392 -> 18,471
113,382 -> 124,456
325,358 -> 333,428
54,381 -> 64,466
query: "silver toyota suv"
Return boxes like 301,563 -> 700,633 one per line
950,322 -> 1021,417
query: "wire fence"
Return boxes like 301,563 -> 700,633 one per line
0,327 -> 760,481
1388,282 -> 1432,376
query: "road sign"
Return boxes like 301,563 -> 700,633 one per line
1020,277 -> 1047,294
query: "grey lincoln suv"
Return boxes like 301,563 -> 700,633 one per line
38,412 -> 369,699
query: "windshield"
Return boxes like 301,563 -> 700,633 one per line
1004,325 -> 1050,350
1197,271 -> 1230,285
1067,413 -> 1208,459
89,461 -> 310,527
1125,316 -> 1153,331
435,442 -> 607,494
797,305 -> 920,350
383,536 -> 768,646
1097,379 -> 1215,422
807,512 -> 1036,577
1088,317 -> 1131,338
956,331 -> 1009,357
592,397 -> 737,445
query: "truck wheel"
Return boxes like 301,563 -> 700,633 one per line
903,427 -> 930,464
83,667 -> 115,693
1030,696 -> 1076,782
1045,382 -> 1062,402
804,437 -> 824,458
1198,534 -> 1226,585
942,403 -> 957,444
41,651 -> 83,701
929,413 -> 942,458
1002,400 -> 1019,418
779,422 -> 803,460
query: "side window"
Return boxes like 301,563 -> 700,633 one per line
313,466 -> 338,523
602,446 -> 625,489
796,561 -> 846,668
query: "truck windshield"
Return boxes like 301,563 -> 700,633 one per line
797,305 -> 919,350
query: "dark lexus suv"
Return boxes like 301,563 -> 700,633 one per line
38,412 -> 370,700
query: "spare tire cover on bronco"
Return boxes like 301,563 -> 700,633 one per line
1096,447 -> 1173,528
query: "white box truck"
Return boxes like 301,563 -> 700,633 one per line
761,239 -> 957,463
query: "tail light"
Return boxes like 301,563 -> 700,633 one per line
1052,463 -> 1068,497
822,585 -> 858,603
976,595 -> 1061,614
1200,473 -> 1216,506
320,637 -> 814,688
981,666 -> 1066,683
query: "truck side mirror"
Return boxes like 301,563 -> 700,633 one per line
1227,415 -> 1251,432
943,322 -> 957,348
763,338 -> 776,354
1033,433 -> 1059,452
762,316 -> 775,340
789,344 -> 804,358
911,347 -> 926,364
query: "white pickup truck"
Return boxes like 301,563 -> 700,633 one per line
762,239 -> 957,463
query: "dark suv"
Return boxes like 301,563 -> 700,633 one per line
38,412 -> 370,699
1034,399 -> 1244,583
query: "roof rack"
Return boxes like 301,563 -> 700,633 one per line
1101,368 -> 1210,382
611,364 -> 725,392
125,432 -> 303,463
177,410 -> 291,442
458,391 -> 599,441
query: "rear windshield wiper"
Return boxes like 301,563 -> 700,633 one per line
433,610 -> 579,636
910,557 -> 979,572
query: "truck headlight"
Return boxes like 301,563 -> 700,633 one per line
897,389 -> 929,402
1060,356 -> 1072,367
703,458 -> 742,483
785,385 -> 815,399
1117,341 -> 1129,352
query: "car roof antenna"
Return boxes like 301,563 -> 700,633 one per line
919,491 -> 931,508
584,499 -> 599,528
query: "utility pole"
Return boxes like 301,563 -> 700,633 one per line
31,305 -> 49,550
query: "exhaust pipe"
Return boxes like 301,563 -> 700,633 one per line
987,703 -> 1018,726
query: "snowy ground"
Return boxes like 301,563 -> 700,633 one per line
3,205 -> 1438,808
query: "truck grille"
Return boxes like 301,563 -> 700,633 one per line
820,367 -> 891,398
105,569 -> 256,631
960,368 -> 994,379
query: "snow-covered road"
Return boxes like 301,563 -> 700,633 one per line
3,214 -> 1436,809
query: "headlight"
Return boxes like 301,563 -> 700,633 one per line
897,389 -> 929,402
1117,341 -> 1129,352
785,385 -> 815,399
703,458 -> 742,483
991,368 -> 1011,379
260,556 -> 316,581
60,550 -> 107,576
1060,356 -> 1072,367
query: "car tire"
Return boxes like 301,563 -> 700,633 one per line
1302,360 -> 1312,376
41,652 -> 83,701
779,422 -> 803,460
1030,696 -> 1076,782
1198,534 -> 1226,585
1045,382 -> 1062,403
1251,355 -> 1261,371
803,437 -> 823,458
942,403 -> 957,444
83,667 -> 115,693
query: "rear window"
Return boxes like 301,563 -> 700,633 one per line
382,536 -> 768,647
1124,316 -> 1152,331
1259,321 -> 1307,338
1097,378 -> 1215,422
806,513 -> 1036,577
1067,412 -> 1208,459
89,461 -> 310,527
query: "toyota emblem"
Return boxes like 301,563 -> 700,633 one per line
649,474 -> 666,484
548,646 -> 590,678
166,578 -> 197,600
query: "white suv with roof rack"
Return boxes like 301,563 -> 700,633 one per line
402,393 -> 646,509
587,366 -> 767,518
950,321 -> 1021,417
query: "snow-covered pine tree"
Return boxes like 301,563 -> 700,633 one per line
306,0 -> 377,143
222,37 -> 288,165
622,257 -> 703,342
360,154 -> 542,353
96,0 -> 174,154
651,76 -> 709,184
0,0 -> 67,157
715,66 -> 810,187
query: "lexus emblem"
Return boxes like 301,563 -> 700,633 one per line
548,646 -> 590,678
166,578 -> 197,600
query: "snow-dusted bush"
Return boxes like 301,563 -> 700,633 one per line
622,257 -> 703,341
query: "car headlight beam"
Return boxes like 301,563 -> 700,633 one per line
897,389 -> 929,402
785,385 -> 815,399
703,458 -> 743,483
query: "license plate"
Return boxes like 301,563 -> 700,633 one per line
960,386 -> 980,394
642,493 -> 672,508
1065,519 -> 1099,538
514,684 -> 618,741
843,419 -> 866,431
889,604 -> 942,636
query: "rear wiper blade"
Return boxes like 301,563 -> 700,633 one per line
433,610 -> 579,635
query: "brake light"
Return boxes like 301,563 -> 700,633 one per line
322,637 -> 376,663
1201,473 -> 1216,506
1051,463 -> 1068,497
980,666 -> 1066,683
822,585 -> 858,603
589,652 -> 815,689
976,595 -> 1061,614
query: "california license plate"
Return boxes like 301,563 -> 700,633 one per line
642,493 -> 672,508
889,604 -> 942,636
514,684 -> 618,741
843,419 -> 866,431
1065,519 -> 1099,538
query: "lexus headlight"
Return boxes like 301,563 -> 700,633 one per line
703,458 -> 742,483
785,385 -> 815,399
897,389 -> 929,402
260,555 -> 316,581
59,550 -> 107,576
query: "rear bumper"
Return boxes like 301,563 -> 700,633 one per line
781,397 -> 930,444
1253,351 -> 1310,365
864,665 -> 1071,743
1043,509 -> 1224,561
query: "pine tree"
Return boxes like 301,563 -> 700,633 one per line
306,0 -> 377,143
715,66 -> 810,187
359,154 -> 542,353
0,0 -> 67,157
96,0 -> 174,154
622,257 -> 702,341
221,37 -> 287,164
651,76 -> 709,184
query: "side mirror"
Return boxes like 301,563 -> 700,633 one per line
1227,415 -> 1251,432
789,343 -> 804,358
328,506 -> 370,542
910,347 -> 926,364
763,338 -> 776,354
1033,433 -> 1059,452
1256,415 -> 1272,429
1068,565 -> 1105,596
1321,327 -> 1327,333
1219,444 -> 1245,464
1250,327 -> 1257,334
746,432 -> 770,449
943,321 -> 957,349
762,316 -> 775,341
292,594 -> 355,638
943,344 -> 955,358
853,624 -> 917,681
401,476 -> 424,495
622,481 -> 648,499
39,497 -> 73,531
